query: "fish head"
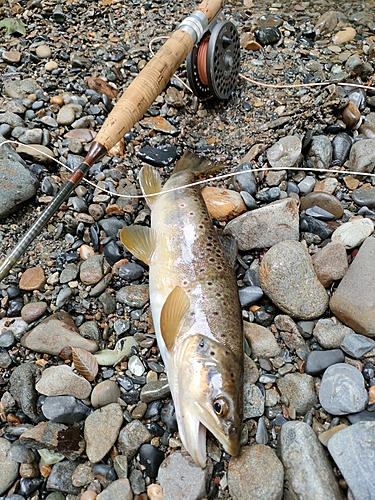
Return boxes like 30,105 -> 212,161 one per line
172,334 -> 243,467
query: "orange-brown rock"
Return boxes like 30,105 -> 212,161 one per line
19,267 -> 46,291
201,186 -> 246,221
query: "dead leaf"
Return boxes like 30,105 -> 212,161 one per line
72,347 -> 98,381
87,76 -> 118,100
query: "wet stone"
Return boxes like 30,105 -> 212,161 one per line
139,444 -> 164,478
42,396 -> 90,423
330,237 -> 375,335
319,363 -> 368,415
276,373 -> 317,415
118,262 -> 144,281
351,187 -> 375,208
161,400 -> 178,433
228,444 -> 284,500
340,333 -> 375,358
300,192 -> 343,219
158,452 -> 213,500
46,460 -> 80,495
137,144 -> 177,167
259,240 -> 329,320
238,286 -> 263,308
279,421 -> 343,500
312,242 -> 348,288
91,380 -> 120,408
305,349 -> 345,376
328,422 -> 375,500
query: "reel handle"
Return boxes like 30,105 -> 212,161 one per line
88,0 -> 223,161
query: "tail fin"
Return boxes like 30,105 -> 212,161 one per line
173,150 -> 221,176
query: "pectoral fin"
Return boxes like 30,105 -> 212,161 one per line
119,225 -> 156,265
139,165 -> 162,209
160,286 -> 190,351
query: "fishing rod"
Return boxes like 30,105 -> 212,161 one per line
0,0 -> 242,282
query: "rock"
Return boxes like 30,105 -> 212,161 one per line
330,237 -> 375,336
274,315 -> 309,360
305,349 -> 345,376
56,106 -> 76,126
96,478 -> 133,500
94,337 -> 137,366
312,242 -> 348,288
318,423 -> 348,447
91,380 -> 120,408
2,50 -> 21,63
331,218 -> 373,249
19,267 -> 46,291
305,135 -> 332,170
327,422 -> 375,500
342,101 -> 361,129
314,11 -> 337,35
3,77 -> 42,99
21,311 -> 98,355
279,421 -> 343,500
201,187 -> 246,221
10,363 -> 40,422
313,318 -> 354,348
300,192 -> 343,219
314,177 -> 338,194
36,364 -> 92,399
223,198 -> 299,251
118,420 -> 152,460
266,136 -> 302,168
42,396 -> 90,424
351,187 -> 375,208
0,438 -> 19,495
340,333 -> 375,358
16,143 -> 55,163
84,403 -> 123,463
46,460 -> 80,495
140,379 -> 170,403
36,44 -> 52,58
228,444 -> 283,500
80,255 -> 106,285
158,452 -> 212,500
259,240 -> 329,319
139,443 -> 165,478
276,373 -> 317,415
319,363 -> 368,415
333,27 -> 356,44
347,138 -> 375,176
21,301 -> 48,323
116,285 -> 149,308
243,322 -> 281,358
243,383 -> 264,419
0,134 -> 39,218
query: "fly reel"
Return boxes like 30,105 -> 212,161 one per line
186,20 -> 241,100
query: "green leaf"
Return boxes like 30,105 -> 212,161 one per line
0,17 -> 26,36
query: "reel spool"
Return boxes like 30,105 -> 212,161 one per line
186,20 -> 241,100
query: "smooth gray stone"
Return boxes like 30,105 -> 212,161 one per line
305,134 -> 332,170
347,410 -> 375,424
46,460 -> 80,495
279,421 -> 344,500
328,422 -> 375,500
42,396 -> 90,423
238,286 -> 263,308
319,363 -> 368,415
0,438 -> 19,495
0,133 -> 39,219
276,373 -> 317,415
340,334 -> 375,358
96,479 -> 133,500
351,187 -> 375,208
305,349 -> 345,376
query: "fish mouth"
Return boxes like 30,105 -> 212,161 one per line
177,409 -> 208,468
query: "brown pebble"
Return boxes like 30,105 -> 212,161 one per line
36,44 -> 52,58
50,95 -> 64,106
81,490 -> 97,500
40,465 -> 51,478
369,385 -> 375,405
201,186 -> 247,221
132,401 -> 148,419
91,380 -> 120,408
332,27 -> 356,45
300,191 -> 344,219
313,178 -> 338,194
2,50 -> 21,64
45,61 -> 58,72
147,483 -> 163,500
21,301 -> 48,323
343,176 -> 359,190
79,244 -> 95,261
342,101 -> 361,129
358,123 -> 375,139
20,462 -> 40,478
19,267 -> 46,291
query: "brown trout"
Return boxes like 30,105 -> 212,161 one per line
120,152 -> 244,467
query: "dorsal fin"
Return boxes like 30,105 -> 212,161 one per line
139,165 -> 162,209
160,286 -> 190,351
119,225 -> 156,265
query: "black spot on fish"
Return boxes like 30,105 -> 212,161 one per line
198,224 -> 204,229
216,293 -> 222,298
210,350 -> 215,356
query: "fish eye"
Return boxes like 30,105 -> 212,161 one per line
213,397 -> 229,417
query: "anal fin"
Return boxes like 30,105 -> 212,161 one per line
120,225 -> 156,265
160,286 -> 190,351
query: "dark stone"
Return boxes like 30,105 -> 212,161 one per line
137,145 -> 177,168
10,364 -> 40,422
255,26 -> 282,46
139,443 -> 165,478
46,460 -> 80,495
92,464 -> 117,482
104,240 -> 123,265
42,396 -> 90,424
0,330 -> 16,348
238,286 -> 263,308
118,262 -> 144,281
144,400 -> 163,419
98,217 -> 127,240
331,133 -> 353,166
19,478 -> 43,496
161,400 -> 178,434
305,349 -> 345,376
300,215 -> 333,240
145,422 -> 165,437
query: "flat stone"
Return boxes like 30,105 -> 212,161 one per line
16,144 -> 55,163
330,237 -> 375,335
84,403 -> 123,463
201,187 -> 246,221
21,301 -> 48,323
259,240 -> 329,319
351,187 -> 375,208
333,27 -> 356,44
331,218 -> 373,249
36,365 -> 92,399
57,106 -> 76,126
140,379 -> 171,403
300,192 -> 343,219
36,44 -> 52,58
279,421 -> 344,500
19,267 -> 46,291
96,478 -> 133,500
0,438 -> 19,495
223,198 -> 299,251
0,134 -> 39,219
42,396 -> 89,424
276,373 -> 317,415
21,311 -> 98,355
328,422 -> 375,500
116,285 -> 149,308
319,363 -> 368,415
3,77 -> 42,99
228,445 -> 283,500
305,349 -> 345,376
140,116 -> 178,135
2,50 -> 21,63
158,452 -> 213,500
314,177 -> 338,194
91,380 -> 120,408
347,138 -> 375,176
266,136 -> 303,168
243,322 -> 281,359
312,242 -> 348,288
46,460 -> 80,495
340,333 -> 375,358
80,255 -> 105,285
313,318 -> 354,349
10,363 -> 40,422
